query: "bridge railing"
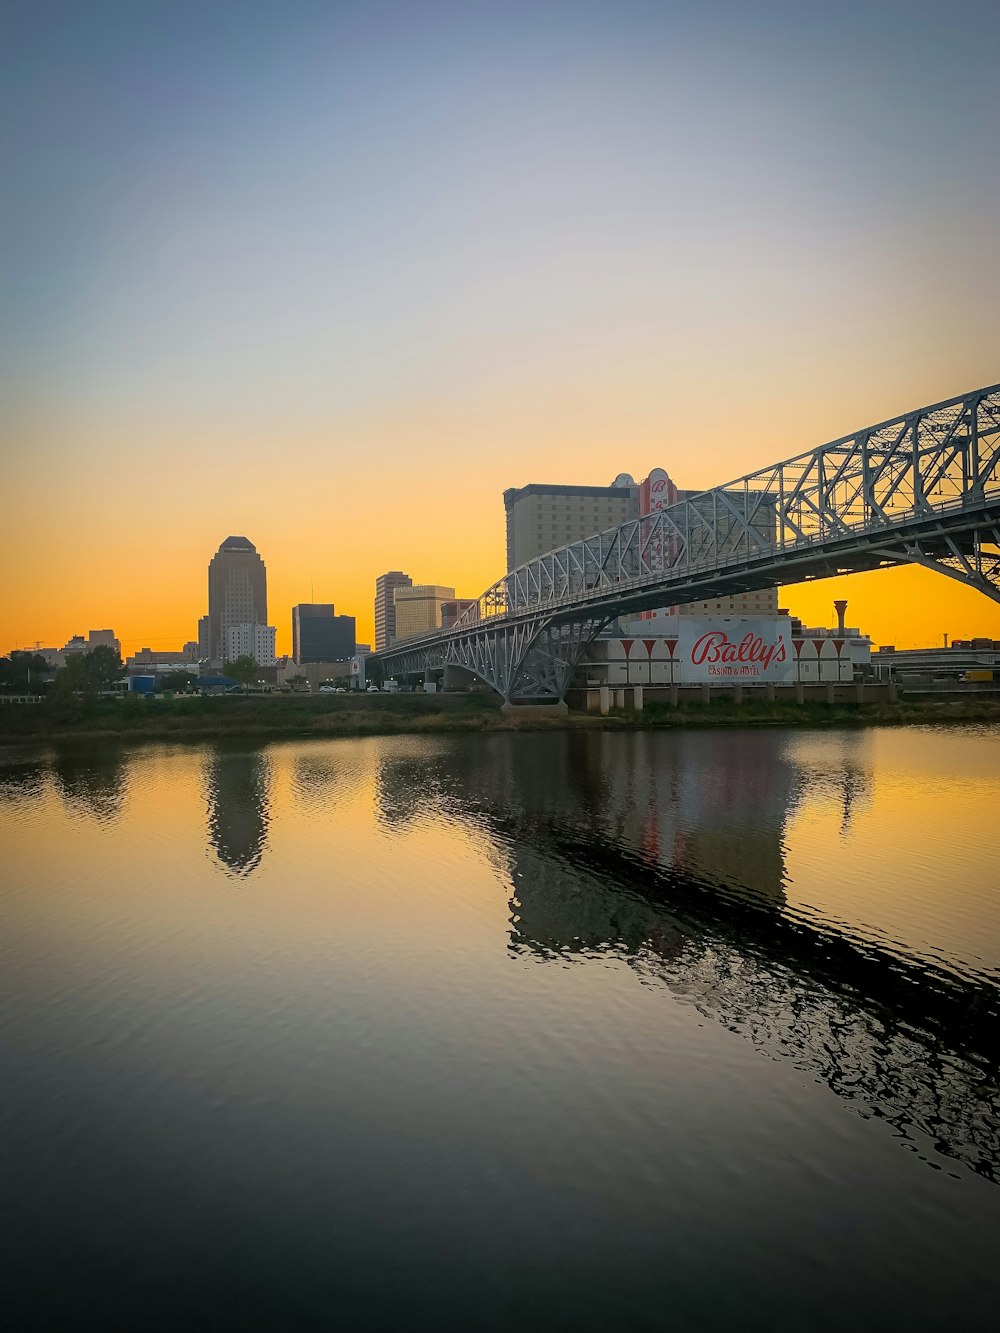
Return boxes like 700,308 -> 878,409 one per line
446,383 -> 1000,632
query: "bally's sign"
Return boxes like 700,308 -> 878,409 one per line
677,618 -> 794,684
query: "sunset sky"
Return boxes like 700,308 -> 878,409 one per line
2,0 -> 998,656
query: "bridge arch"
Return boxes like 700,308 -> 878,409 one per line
374,383 -> 1000,702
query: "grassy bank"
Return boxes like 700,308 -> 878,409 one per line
2,690 -> 1000,746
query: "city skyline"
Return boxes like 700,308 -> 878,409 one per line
3,1 -> 1000,656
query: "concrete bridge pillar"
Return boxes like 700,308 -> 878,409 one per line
669,684 -> 679,708
732,684 -> 743,706
502,700 -> 569,717
614,688 -> 626,710
825,682 -> 836,705
795,681 -> 805,705
632,685 -> 644,713
765,682 -> 775,703
443,664 -> 470,691
700,684 -> 711,705
599,685 -> 610,716
855,683 -> 865,704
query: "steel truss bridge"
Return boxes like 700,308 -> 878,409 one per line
374,383 -> 1000,703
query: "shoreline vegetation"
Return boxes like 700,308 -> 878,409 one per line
2,691 -> 1000,746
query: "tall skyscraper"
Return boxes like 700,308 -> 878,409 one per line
292,604 -> 356,664
374,571 -> 412,651
208,536 -> 267,662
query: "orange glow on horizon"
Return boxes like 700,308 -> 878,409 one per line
3,371 -> 1000,660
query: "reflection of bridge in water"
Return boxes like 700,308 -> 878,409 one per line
376,384 -> 1000,701
375,733 -> 1000,1182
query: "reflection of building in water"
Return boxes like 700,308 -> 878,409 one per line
204,749 -> 270,876
435,730 -> 797,908
50,747 -> 129,824
373,731 -> 996,1182
594,731 -> 796,905
374,740 -> 454,832
290,748 -> 366,812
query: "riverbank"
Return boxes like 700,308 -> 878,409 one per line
2,691 -> 1000,745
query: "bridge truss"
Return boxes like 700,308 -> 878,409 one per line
376,383 -> 1000,702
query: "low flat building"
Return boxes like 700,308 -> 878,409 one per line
125,658 -> 203,677
580,604 -> 870,689
870,643 -> 1000,680
128,646 -> 200,668
277,659 -> 354,691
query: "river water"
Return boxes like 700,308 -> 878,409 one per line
1,727 -> 999,1331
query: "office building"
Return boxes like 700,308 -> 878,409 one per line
34,629 -> 121,670
374,571 -> 412,651
441,599 -> 477,629
128,645 -> 200,669
393,585 -> 455,640
504,470 -> 777,617
504,481 -> 636,571
225,623 -> 277,667
208,536 -> 267,662
197,615 -> 211,659
84,628 -> 120,654
61,628 -> 122,658
292,604 -> 356,664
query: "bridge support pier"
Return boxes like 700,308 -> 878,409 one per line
855,683 -> 866,704
442,664 -> 470,690
795,682 -> 805,705
765,682 -> 775,703
669,684 -> 679,708
632,685 -> 644,713
700,684 -> 711,705
732,684 -> 743,706
825,682 -> 836,706
502,700 -> 569,717
599,686 -> 610,716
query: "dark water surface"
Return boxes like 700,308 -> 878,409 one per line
1,727 -> 999,1331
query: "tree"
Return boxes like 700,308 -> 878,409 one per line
86,645 -> 125,693
224,655 -> 258,690
287,674 -> 308,689
57,645 -> 124,696
0,652 -> 49,693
